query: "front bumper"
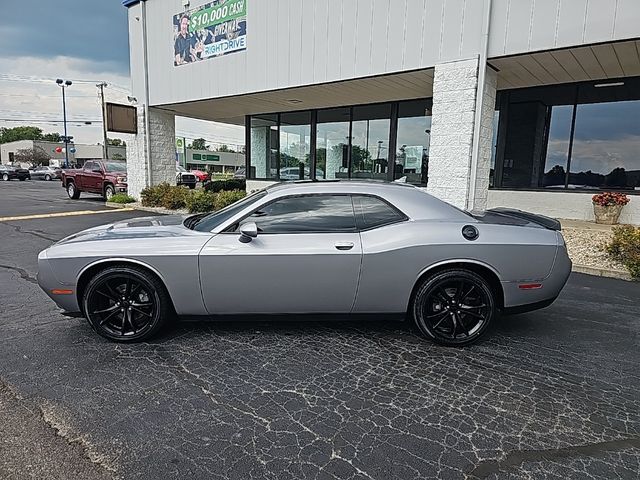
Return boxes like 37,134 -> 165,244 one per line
37,250 -> 80,312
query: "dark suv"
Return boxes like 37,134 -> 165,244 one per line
0,165 -> 30,181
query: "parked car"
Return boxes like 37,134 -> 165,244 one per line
233,167 -> 246,179
0,165 -> 30,181
38,181 -> 571,345
279,167 -> 325,180
176,165 -> 197,189
190,169 -> 210,182
61,160 -> 127,200
31,166 -> 62,181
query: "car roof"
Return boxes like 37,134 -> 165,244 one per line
263,180 -> 469,222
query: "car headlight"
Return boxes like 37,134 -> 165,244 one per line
116,176 -> 127,183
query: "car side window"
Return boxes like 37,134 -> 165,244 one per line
353,195 -> 407,230
83,162 -> 94,171
242,195 -> 356,233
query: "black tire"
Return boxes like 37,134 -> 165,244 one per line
411,269 -> 495,347
104,184 -> 115,200
44,174 -> 51,181
66,181 -> 80,199
2,173 -> 9,181
188,183 -> 196,190
19,177 -> 26,181
82,265 -> 172,342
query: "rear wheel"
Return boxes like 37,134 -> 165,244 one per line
2,173 -> 8,181
411,269 -> 495,346
44,174 -> 51,181
66,181 -> 80,199
104,184 -> 115,200
82,266 -> 172,342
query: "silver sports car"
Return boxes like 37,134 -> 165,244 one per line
38,181 -> 571,346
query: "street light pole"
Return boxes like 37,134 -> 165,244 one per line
97,82 -> 109,159
56,79 -> 72,168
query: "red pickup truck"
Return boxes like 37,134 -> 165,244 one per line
62,160 -> 128,200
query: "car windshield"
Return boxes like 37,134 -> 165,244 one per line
187,190 -> 267,232
104,162 -> 126,172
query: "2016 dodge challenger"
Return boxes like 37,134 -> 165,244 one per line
38,181 -> 571,346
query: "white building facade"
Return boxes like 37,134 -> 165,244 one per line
124,0 -> 640,223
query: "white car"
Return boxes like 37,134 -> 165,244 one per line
176,166 -> 197,189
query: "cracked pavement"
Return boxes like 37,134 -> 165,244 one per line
0,181 -> 639,479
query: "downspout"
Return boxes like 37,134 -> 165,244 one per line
141,0 -> 152,187
467,0 -> 492,212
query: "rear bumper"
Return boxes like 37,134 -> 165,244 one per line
501,245 -> 572,312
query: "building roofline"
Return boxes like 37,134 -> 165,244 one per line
122,0 -> 143,7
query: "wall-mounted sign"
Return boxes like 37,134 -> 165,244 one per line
192,153 -> 220,162
172,0 -> 247,67
106,103 -> 137,134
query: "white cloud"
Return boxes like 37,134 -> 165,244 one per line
0,55 -> 244,148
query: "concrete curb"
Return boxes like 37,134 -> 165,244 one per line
572,264 -> 634,281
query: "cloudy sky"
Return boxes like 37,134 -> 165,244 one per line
0,0 -> 244,147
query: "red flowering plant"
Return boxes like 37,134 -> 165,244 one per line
592,192 -> 630,207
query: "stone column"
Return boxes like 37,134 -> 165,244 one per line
126,107 -> 177,199
250,127 -> 269,178
427,58 -> 496,211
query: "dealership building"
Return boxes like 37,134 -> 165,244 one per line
123,0 -> 640,223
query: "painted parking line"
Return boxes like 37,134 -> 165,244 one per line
0,208 -> 135,222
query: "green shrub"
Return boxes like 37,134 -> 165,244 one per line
214,189 -> 246,210
604,225 -> 640,279
140,183 -> 172,207
186,190 -> 216,213
161,186 -> 190,210
109,193 -> 136,204
204,178 -> 246,193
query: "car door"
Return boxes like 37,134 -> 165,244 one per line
199,194 -> 363,314
81,162 -> 101,192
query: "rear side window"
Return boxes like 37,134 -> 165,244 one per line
353,195 -> 406,230
243,195 -> 356,233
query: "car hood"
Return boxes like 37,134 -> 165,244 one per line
55,215 -> 202,244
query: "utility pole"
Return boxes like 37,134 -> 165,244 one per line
56,79 -> 72,168
97,82 -> 109,159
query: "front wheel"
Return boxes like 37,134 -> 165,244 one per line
66,182 -> 80,199
44,174 -> 51,181
104,184 -> 115,200
411,269 -> 496,347
82,266 -> 172,342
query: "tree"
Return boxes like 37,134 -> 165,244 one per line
218,144 -> 232,152
188,138 -> 208,150
14,147 -> 50,167
107,138 -> 126,147
42,132 -> 62,142
0,126 -> 44,144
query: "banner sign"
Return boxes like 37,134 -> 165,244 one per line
173,0 -> 247,66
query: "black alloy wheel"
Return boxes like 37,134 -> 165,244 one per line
412,269 -> 495,346
83,266 -> 171,342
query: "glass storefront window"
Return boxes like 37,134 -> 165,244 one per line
316,108 -> 350,180
542,105 -> 573,188
395,100 -> 432,185
569,100 -> 640,190
351,104 -> 391,180
279,111 -> 311,181
250,114 -> 278,180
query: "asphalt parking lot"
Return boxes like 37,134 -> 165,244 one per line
0,179 -> 639,479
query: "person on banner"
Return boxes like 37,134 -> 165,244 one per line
174,15 -> 197,65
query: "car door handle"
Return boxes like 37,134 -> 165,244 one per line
334,242 -> 354,251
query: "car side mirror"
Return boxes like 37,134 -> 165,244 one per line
239,222 -> 258,243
